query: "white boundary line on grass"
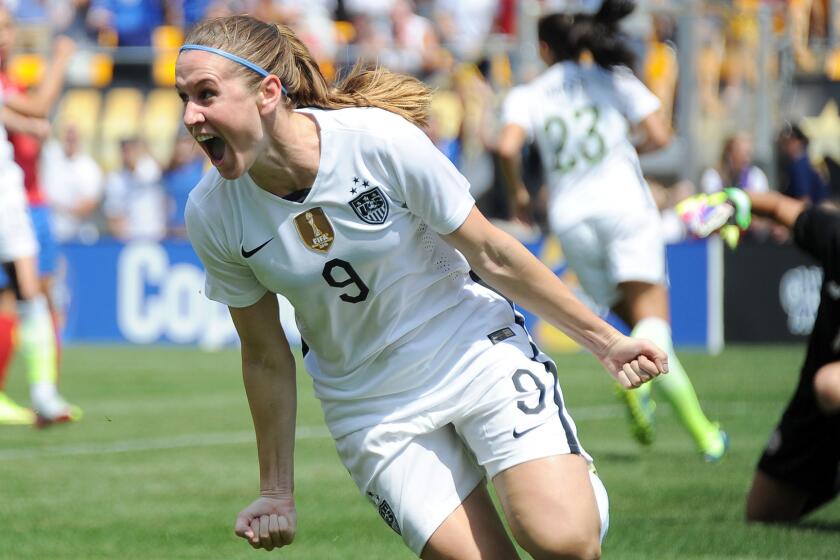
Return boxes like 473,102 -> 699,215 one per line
0,426 -> 330,461
0,401 -> 772,461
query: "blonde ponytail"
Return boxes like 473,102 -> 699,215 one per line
328,65 -> 432,127
183,16 -> 432,127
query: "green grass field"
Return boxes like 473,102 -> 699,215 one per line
1,345 -> 838,559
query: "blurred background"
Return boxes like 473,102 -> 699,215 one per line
4,0 -> 838,352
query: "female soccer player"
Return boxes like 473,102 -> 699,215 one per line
0,89 -> 73,425
497,0 -> 727,460
681,187 -> 840,523
177,15 -> 667,559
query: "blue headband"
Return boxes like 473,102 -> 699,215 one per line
179,44 -> 287,95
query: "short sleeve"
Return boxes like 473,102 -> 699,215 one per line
611,67 -> 661,125
500,86 -> 534,141
102,174 -> 128,217
185,196 -> 267,308
382,118 -> 475,235
793,205 -> 840,277
79,158 -> 104,199
700,168 -> 723,194
746,166 -> 769,193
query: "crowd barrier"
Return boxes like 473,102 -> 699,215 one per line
723,240 -> 819,343
58,237 -> 728,352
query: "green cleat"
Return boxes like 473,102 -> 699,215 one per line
616,384 -> 656,446
700,425 -> 729,463
0,392 -> 36,426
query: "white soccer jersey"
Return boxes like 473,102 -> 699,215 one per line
187,107 -> 516,436
0,88 -> 37,262
502,61 -> 660,232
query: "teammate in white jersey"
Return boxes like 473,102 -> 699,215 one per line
178,15 -> 668,559
498,0 -> 728,461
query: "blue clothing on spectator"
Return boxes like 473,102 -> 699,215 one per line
163,158 -> 204,231
13,1 -> 48,24
92,0 -> 164,46
783,153 -> 830,204
182,0 -> 213,28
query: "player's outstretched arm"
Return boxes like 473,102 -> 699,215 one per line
678,188 -> 807,243
747,191 -> 807,230
228,292 -> 298,550
496,123 -> 532,223
445,207 -> 668,388
4,36 -> 76,119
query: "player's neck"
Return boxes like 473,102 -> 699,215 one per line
250,112 -> 321,198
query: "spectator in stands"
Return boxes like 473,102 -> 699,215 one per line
273,1 -> 339,65
381,0 -> 443,78
49,0 -> 100,46
433,0 -> 498,62
163,131 -> 205,238
41,125 -> 104,244
87,0 -> 167,46
778,122 -> 830,204
103,137 -> 166,241
700,133 -> 769,194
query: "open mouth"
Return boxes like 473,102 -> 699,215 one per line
195,133 -> 226,163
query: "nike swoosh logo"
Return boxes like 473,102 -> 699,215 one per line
241,238 -> 273,258
512,423 -> 544,439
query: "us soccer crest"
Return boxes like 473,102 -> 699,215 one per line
366,491 -> 401,535
350,187 -> 389,224
294,207 -> 334,252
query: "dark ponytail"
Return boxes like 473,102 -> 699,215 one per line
582,0 -> 637,69
537,13 -> 587,64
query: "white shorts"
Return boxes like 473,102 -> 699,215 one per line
0,164 -> 38,263
334,322 -> 606,555
557,209 -> 666,308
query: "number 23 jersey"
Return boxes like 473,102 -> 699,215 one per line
186,107 -> 515,433
502,61 -> 661,232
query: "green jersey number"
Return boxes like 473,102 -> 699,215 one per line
544,105 -> 606,174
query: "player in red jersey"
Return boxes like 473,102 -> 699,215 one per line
0,6 -> 80,425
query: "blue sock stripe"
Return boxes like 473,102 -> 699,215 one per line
180,44 -> 288,95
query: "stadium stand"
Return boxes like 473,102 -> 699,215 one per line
98,87 -> 144,171
140,88 -> 183,166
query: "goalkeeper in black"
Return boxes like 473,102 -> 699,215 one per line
733,191 -> 840,522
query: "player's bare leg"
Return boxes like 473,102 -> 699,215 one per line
4,257 -> 79,426
40,274 -> 64,380
421,484 -> 520,560
746,470 -> 810,522
813,361 -> 840,413
614,281 -> 727,461
493,454 -> 603,560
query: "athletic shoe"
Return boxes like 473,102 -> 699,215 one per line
0,392 -> 35,425
701,425 -> 729,463
34,395 -> 83,428
616,384 -> 656,445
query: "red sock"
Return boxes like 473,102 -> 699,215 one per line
0,314 -> 16,391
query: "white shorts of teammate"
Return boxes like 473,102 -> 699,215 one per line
335,322 -> 609,555
556,208 -> 667,308
0,164 -> 38,262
